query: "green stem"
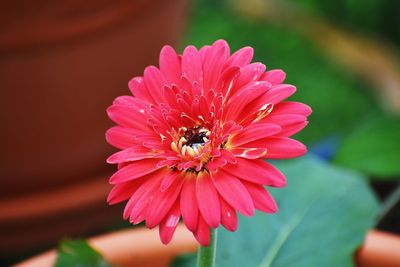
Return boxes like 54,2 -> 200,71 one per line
376,183 -> 400,224
196,228 -> 217,267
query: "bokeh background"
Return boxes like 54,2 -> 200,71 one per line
1,0 -> 399,265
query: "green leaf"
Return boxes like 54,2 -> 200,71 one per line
173,156 -> 378,267
335,116 -> 400,179
55,239 -> 113,267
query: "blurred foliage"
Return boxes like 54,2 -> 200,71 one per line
183,0 -> 400,179
286,0 -> 400,46
335,116 -> 400,178
173,155 -> 378,267
55,240 -> 113,267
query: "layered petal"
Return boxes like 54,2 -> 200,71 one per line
194,215 -> 211,246
243,181 -> 278,213
109,159 -> 162,184
182,45 -> 203,84
159,45 -> 181,85
260,69 -> 286,85
105,126 -> 140,149
222,158 -> 286,187
229,123 -> 281,147
244,137 -> 307,159
145,175 -> 184,228
225,46 -> 253,68
180,176 -> 199,232
212,170 -> 254,216
220,197 -> 238,231
159,201 -> 181,244
196,172 -> 221,228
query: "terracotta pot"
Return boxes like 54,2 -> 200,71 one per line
0,176 -> 121,253
0,0 -> 188,195
15,227 -> 400,267
0,0 -> 189,254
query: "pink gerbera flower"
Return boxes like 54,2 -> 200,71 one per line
106,40 -> 311,246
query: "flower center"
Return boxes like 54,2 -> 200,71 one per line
183,128 -> 210,149
170,127 -> 211,157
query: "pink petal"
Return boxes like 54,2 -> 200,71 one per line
220,149 -> 237,164
220,197 -> 237,231
233,63 -> 266,92
201,40 -> 229,90
245,137 -> 307,159
224,81 -> 270,121
205,156 -> 227,172
128,77 -> 153,103
263,84 -> 296,105
159,201 -> 181,244
212,170 -> 254,216
224,46 -> 254,68
221,158 -> 286,187
194,215 -> 211,246
106,105 -> 149,130
182,45 -> 203,84
105,126 -> 141,149
278,121 -> 309,137
122,172 -> 163,220
129,177 -> 163,224
107,179 -> 142,205
163,85 -> 179,110
112,95 -> 148,110
272,101 -> 312,116
106,146 -> 156,164
215,66 -> 240,96
109,159 -> 163,184
142,137 -> 170,150
230,148 -> 267,159
222,121 -> 243,137
159,45 -> 182,85
229,123 -> 281,147
143,66 -> 167,104
263,114 -> 308,136
180,176 -> 199,232
243,181 -> 278,213
265,114 -> 307,127
260,69 -> 286,85
160,171 -> 180,192
196,172 -> 221,228
145,177 -> 184,228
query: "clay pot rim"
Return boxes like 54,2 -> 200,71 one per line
15,226 -> 400,267
15,224 -> 198,267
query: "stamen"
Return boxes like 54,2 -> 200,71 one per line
178,137 -> 187,148
181,145 -> 187,156
186,146 -> 195,157
171,142 -> 178,152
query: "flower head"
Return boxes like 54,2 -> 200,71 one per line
106,40 -> 311,246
